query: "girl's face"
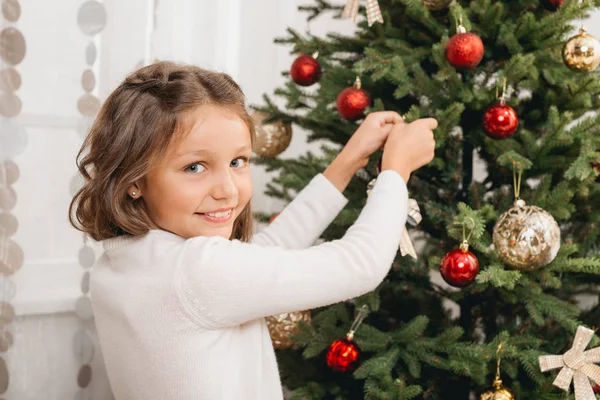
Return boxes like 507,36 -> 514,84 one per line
136,105 -> 253,239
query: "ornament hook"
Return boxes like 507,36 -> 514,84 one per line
458,217 -> 475,251
455,14 -> 466,33
512,161 -> 523,200
455,217 -> 475,251
347,304 -> 369,340
496,77 -> 507,105
495,341 -> 504,382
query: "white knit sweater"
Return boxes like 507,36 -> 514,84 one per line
91,170 -> 408,399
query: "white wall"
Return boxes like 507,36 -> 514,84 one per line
2,0 -> 599,398
4,1 -> 357,398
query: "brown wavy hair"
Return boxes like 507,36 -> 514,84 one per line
69,61 -> 255,242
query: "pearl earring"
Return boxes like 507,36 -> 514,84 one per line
131,191 -> 137,197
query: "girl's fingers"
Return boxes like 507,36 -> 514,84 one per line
419,117 -> 438,130
381,122 -> 396,135
373,111 -> 404,126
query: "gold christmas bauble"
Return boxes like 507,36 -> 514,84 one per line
265,310 -> 311,349
480,379 -> 515,400
563,27 -> 600,72
250,112 -> 292,157
420,0 -> 452,10
492,199 -> 561,270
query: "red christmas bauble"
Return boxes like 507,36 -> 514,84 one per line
542,0 -> 564,10
337,87 -> 370,120
290,55 -> 321,86
268,213 -> 280,224
483,104 -> 519,139
593,162 -> 600,182
594,382 -> 600,394
446,32 -> 484,69
326,338 -> 361,372
440,247 -> 479,288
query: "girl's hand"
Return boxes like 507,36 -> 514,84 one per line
340,111 -> 404,168
381,117 -> 437,183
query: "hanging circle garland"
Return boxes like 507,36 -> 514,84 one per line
73,1 -> 107,397
77,0 -> 107,36
0,0 -> 26,394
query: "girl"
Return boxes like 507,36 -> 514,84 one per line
69,61 -> 436,399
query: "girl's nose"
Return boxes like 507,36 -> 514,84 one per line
211,169 -> 238,200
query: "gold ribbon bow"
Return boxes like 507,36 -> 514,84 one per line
539,325 -> 600,400
341,0 -> 383,27
367,180 -> 421,259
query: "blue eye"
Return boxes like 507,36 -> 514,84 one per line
185,162 -> 206,174
231,157 -> 249,168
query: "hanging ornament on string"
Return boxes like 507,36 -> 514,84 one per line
542,0 -> 564,11
593,162 -> 600,182
367,155 -> 422,259
265,310 -> 312,350
264,211 -> 312,349
421,0 -> 452,11
563,26 -> 600,72
446,15 -> 485,69
480,342 -> 515,400
492,163 -> 561,270
483,78 -> 519,140
337,76 -> 371,120
341,0 -> 383,27
539,325 -> 600,400
290,52 -> 322,87
250,112 -> 292,157
440,218 -> 480,288
326,305 -> 369,372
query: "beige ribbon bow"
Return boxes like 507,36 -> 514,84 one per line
367,179 -> 421,259
539,325 -> 600,400
341,0 -> 383,27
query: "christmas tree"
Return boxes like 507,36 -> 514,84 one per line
252,0 -> 600,398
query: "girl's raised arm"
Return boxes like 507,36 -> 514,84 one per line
174,170 -> 408,329
251,173 -> 348,249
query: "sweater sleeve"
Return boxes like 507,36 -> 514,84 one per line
251,173 -> 348,249
174,170 -> 408,329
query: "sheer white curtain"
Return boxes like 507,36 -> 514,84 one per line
3,0 -> 356,398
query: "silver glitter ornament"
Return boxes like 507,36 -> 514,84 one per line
492,199 -> 561,270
